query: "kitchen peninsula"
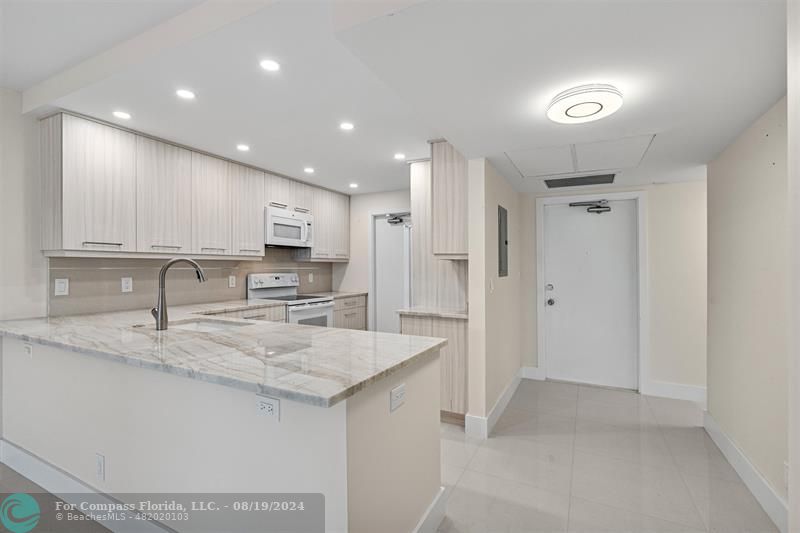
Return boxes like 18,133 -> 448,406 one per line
0,300 -> 445,533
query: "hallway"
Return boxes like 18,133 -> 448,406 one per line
439,380 -> 777,532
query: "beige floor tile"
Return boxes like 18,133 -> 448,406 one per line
574,418 -> 675,468
492,408 -> 576,449
440,469 -> 570,533
567,496 -> 705,533
682,473 -> 778,533
442,423 -> 482,469
468,435 -> 573,494
645,396 -> 704,428
508,380 -> 579,418
577,385 -> 645,408
576,398 -> 659,429
570,451 -> 705,529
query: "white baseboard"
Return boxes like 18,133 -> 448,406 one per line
412,486 -> 446,533
641,379 -> 707,407
0,440 -> 165,533
465,372 -> 521,440
519,366 -> 546,380
703,413 -> 787,533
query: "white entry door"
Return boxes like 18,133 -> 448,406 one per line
543,199 -> 639,389
374,216 -> 411,333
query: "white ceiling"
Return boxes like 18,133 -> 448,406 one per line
0,0 -> 202,90
5,0 -> 787,194
336,0 -> 787,192
41,1 -> 436,194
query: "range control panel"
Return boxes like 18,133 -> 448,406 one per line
247,273 -> 300,290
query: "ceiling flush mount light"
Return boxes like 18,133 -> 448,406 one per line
339,122 -> 354,131
260,59 -> 280,72
112,110 -> 131,120
349,183 -> 359,189
546,83 -> 623,124
236,144 -> 250,152
304,167 -> 315,174
393,153 -> 406,160
176,89 -> 196,100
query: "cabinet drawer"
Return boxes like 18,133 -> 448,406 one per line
334,295 -> 366,311
334,307 -> 366,330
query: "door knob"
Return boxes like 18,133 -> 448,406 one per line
546,298 -> 556,306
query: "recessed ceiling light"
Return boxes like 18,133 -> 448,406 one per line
112,111 -> 131,120
349,183 -> 359,189
546,83 -> 623,124
394,153 -> 406,160
236,144 -> 250,152
340,122 -> 354,131
260,59 -> 280,72
176,89 -> 196,100
304,167 -> 315,174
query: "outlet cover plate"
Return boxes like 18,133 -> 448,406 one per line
228,275 -> 237,289
390,383 -> 406,412
256,396 -> 280,421
121,277 -> 133,293
54,278 -> 69,296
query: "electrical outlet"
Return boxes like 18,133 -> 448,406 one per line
95,453 -> 106,481
228,275 -> 237,289
390,383 -> 406,412
121,277 -> 133,293
308,272 -> 314,283
23,343 -> 33,358
256,396 -> 280,421
54,278 -> 69,296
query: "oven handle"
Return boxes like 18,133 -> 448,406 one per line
290,301 -> 334,311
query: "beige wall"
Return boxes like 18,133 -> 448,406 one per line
333,189 -> 410,293
0,88 -> 47,320
519,181 -> 708,390
48,250 -> 333,316
707,96 -> 788,501
789,3 -> 800,527
468,158 -> 522,417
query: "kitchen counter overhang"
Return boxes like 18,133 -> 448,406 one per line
0,300 -> 446,408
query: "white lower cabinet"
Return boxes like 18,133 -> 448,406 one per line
192,153 -> 232,255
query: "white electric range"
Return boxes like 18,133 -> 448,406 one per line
246,273 -> 334,327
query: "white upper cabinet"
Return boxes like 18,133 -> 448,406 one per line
191,153 -> 232,255
60,114 -> 137,251
431,141 -> 468,258
294,182 -> 313,213
136,136 -> 192,253
230,163 -> 266,256
333,193 -> 350,259
265,174 -> 296,209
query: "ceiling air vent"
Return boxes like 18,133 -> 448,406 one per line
544,173 -> 615,189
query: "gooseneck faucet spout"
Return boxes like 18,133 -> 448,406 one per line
152,258 -> 207,331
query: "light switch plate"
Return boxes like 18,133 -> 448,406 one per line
121,277 -> 133,293
228,275 -> 237,289
390,383 -> 406,412
54,278 -> 69,296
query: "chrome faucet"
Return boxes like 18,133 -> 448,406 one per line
151,258 -> 207,331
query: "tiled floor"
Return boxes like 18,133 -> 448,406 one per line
438,380 -> 779,533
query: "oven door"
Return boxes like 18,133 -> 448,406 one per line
288,301 -> 334,327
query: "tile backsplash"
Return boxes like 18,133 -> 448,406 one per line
48,248 -> 333,317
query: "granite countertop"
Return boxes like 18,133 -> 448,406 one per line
305,291 -> 368,299
397,307 -> 469,320
0,300 -> 445,408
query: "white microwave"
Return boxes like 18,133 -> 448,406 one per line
265,206 -> 313,248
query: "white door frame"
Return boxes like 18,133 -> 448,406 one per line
368,210 -> 412,332
535,191 -> 649,392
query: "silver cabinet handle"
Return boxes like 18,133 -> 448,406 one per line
294,207 -> 310,213
239,248 -> 262,253
151,245 -> 182,250
83,241 -> 122,247
269,201 -> 288,208
201,247 -> 226,252
344,312 -> 357,318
